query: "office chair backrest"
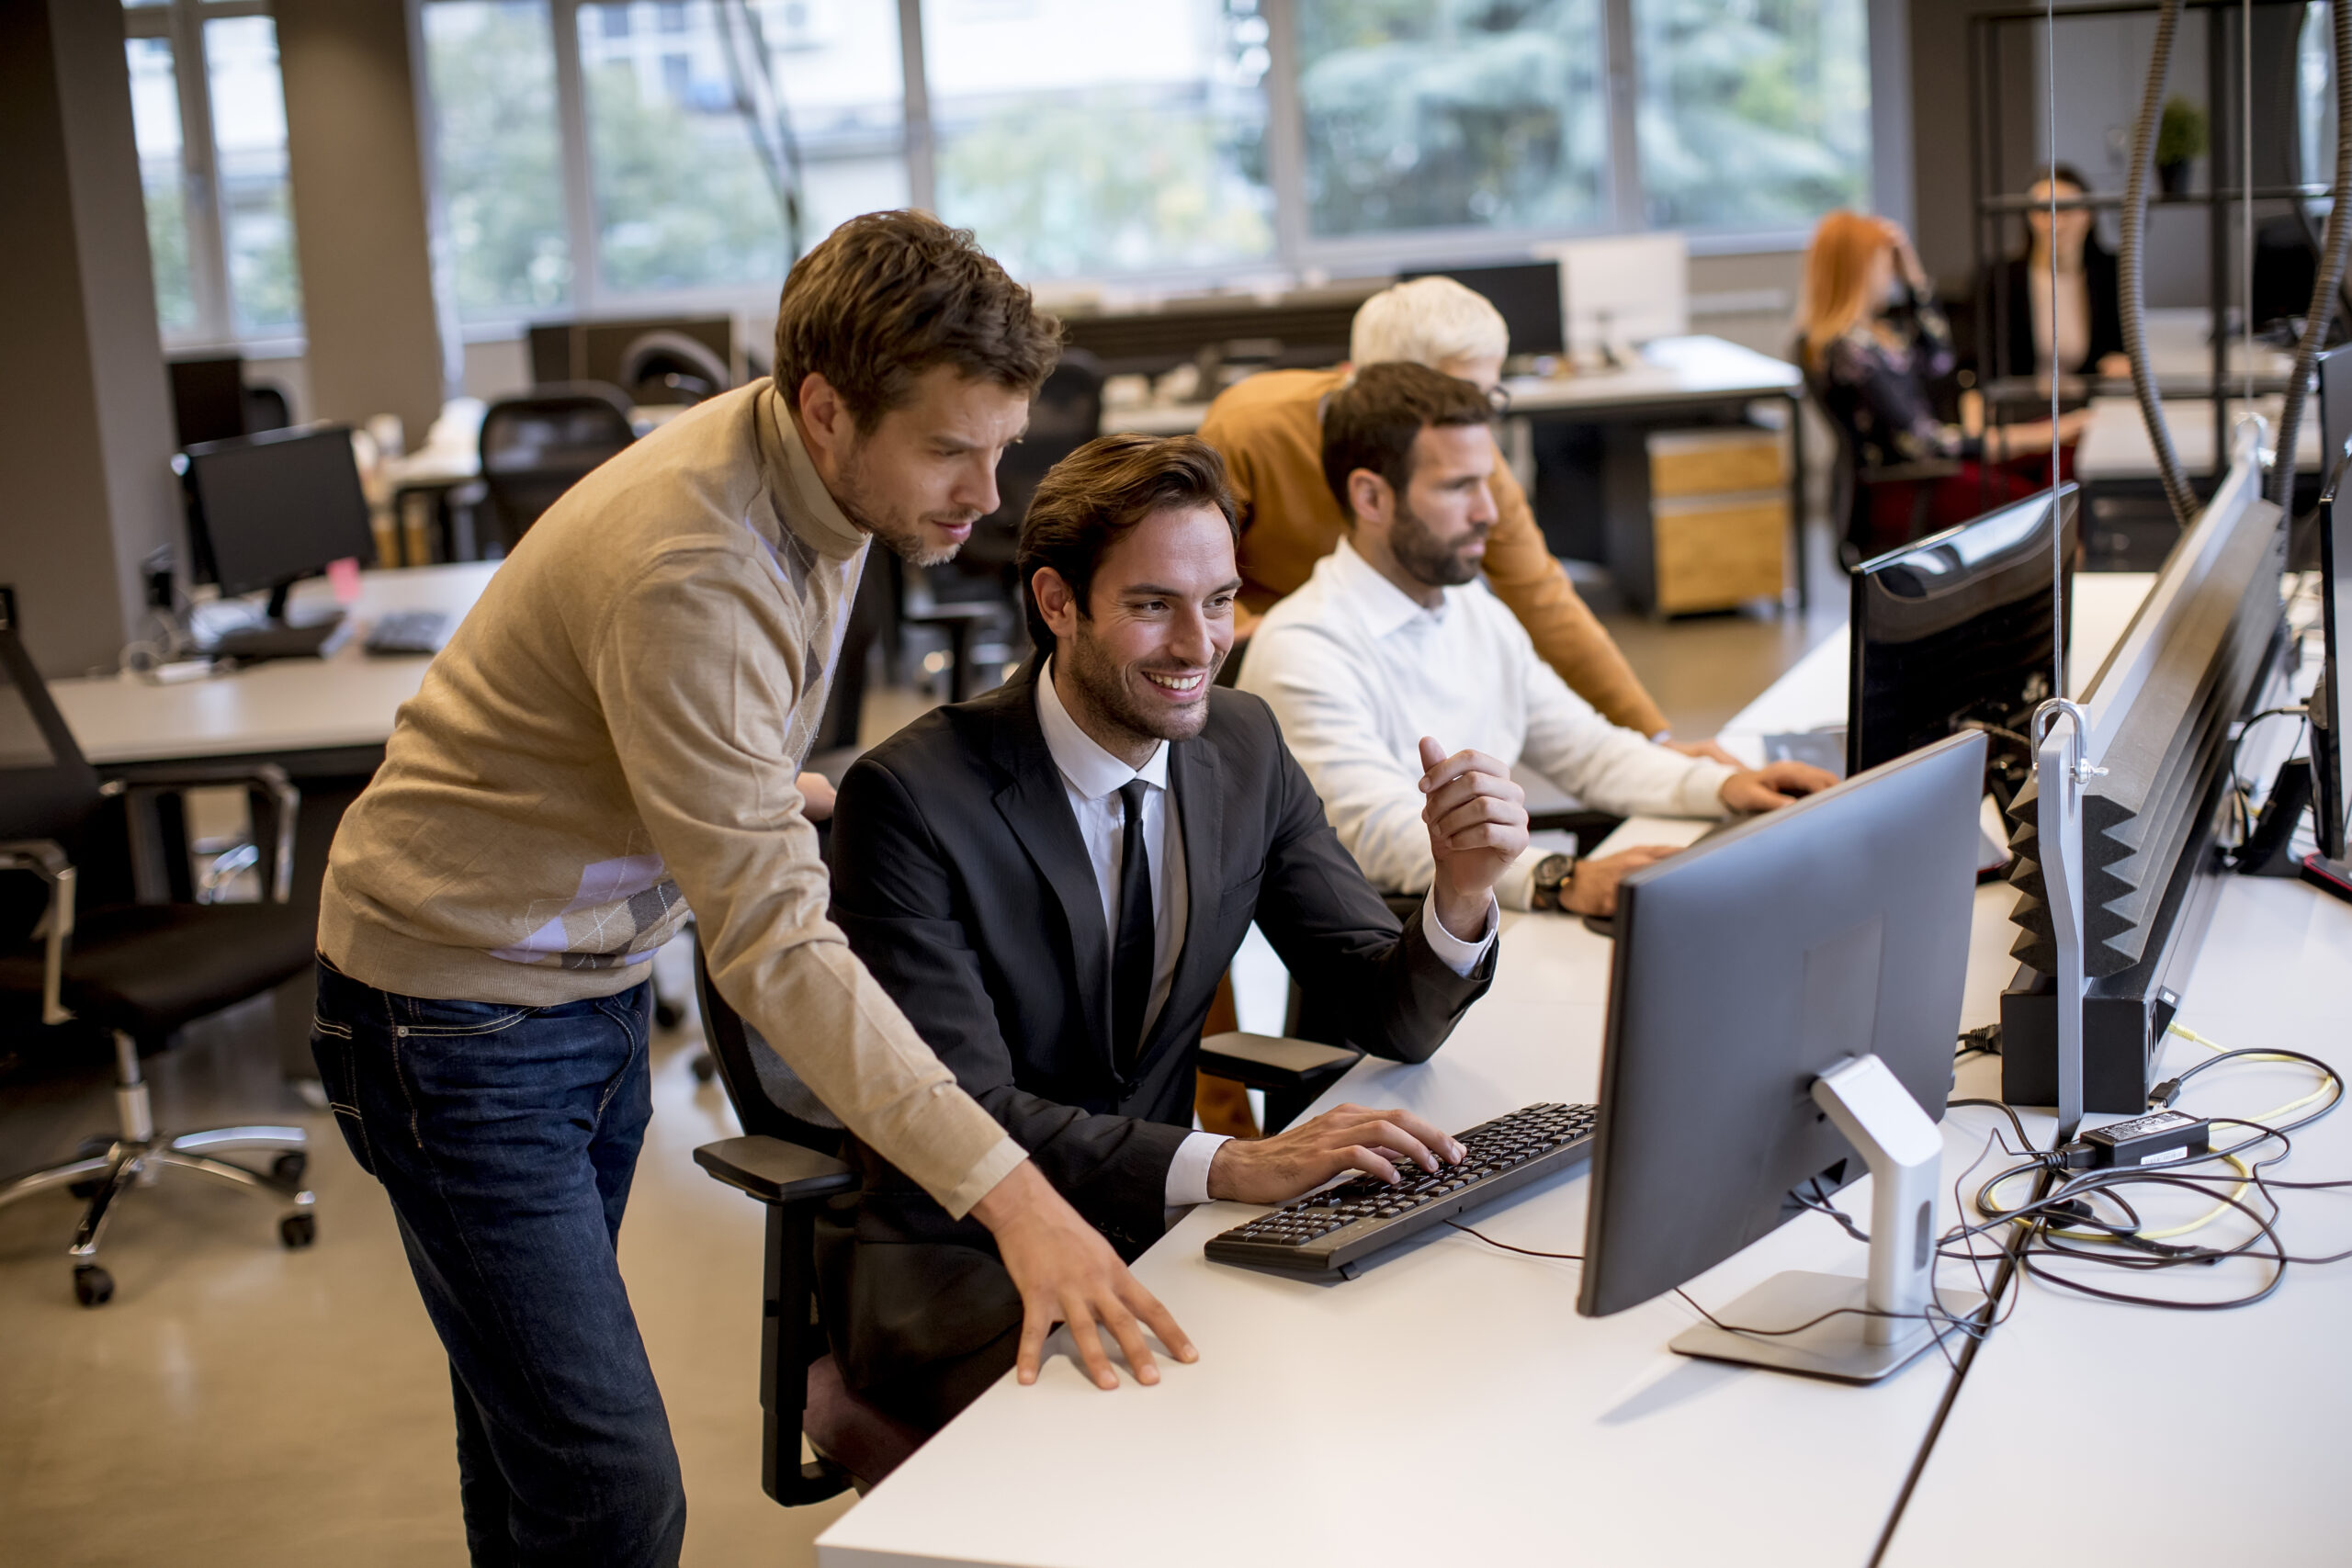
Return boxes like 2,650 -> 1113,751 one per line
478,383 -> 637,546
691,939 -> 846,1157
618,331 -> 730,405
0,622 -> 107,939
243,383 -> 291,434
1796,344 -> 1862,544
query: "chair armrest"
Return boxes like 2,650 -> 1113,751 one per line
0,839 -> 76,1025
108,761 -> 300,903
1196,1032 -> 1363,1093
695,1136 -> 857,1206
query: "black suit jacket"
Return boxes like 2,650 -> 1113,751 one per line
820,662 -> 1493,1400
1994,243 -> 2123,379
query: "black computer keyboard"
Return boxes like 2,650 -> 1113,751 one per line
1204,1101 -> 1598,1280
363,609 -> 451,657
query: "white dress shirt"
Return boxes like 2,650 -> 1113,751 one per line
1035,660 -> 1494,1207
1237,539 -> 1736,910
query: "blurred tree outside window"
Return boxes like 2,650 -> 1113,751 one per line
1294,0 -> 1610,239
120,2 -> 302,345
125,35 -> 198,335
578,0 -> 907,297
922,0 -> 1275,280
423,1 -> 571,322
1634,0 -> 1871,231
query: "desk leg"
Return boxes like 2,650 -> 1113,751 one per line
1787,390 -> 1809,614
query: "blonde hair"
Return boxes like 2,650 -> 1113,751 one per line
1797,209 -> 1894,365
1351,276 -> 1511,369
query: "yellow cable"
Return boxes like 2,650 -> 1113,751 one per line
1978,1151 -> 2254,1243
2164,1021 -> 2342,1129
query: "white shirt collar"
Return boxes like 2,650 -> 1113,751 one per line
1035,657 -> 1170,799
1327,536 -> 1453,639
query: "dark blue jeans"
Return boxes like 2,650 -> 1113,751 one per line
311,959 -> 684,1568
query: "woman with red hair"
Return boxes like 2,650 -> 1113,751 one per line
1799,210 -> 2084,558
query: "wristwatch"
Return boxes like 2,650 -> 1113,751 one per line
1530,852 -> 1577,912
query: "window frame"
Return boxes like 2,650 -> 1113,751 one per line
420,0 -> 1894,333
125,0 -> 300,355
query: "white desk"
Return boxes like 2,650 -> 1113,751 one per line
813,578 -> 2214,1567
2076,396 -> 2326,483
1100,334 -> 1801,437
48,562 -> 496,766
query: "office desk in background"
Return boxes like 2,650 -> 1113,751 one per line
1105,336 -> 1813,613
818,570 -> 2352,1567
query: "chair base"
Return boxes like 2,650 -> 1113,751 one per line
0,1031 -> 315,1306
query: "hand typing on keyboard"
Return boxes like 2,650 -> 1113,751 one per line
1204,1102 -> 1466,1206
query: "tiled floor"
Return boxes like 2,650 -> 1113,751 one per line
0,554 -> 1843,1566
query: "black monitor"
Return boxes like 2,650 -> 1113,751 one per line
2310,471 -> 2350,879
168,355 -> 248,448
1849,486 -> 2077,809
1397,262 -> 1564,358
527,316 -> 735,404
179,425 -> 375,659
1577,730 -> 1986,1382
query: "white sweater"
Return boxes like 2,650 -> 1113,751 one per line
1238,540 -> 1735,908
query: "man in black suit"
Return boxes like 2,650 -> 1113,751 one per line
822,433 -> 1532,1428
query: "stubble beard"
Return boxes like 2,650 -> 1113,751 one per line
1059,619 -> 1220,753
831,440 -> 966,569
1391,495 -> 1487,590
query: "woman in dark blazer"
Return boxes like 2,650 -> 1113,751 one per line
1994,163 -> 2130,381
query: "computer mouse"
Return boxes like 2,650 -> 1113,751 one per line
1581,913 -> 1615,939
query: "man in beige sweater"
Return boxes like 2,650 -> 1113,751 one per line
313,213 -> 1189,1566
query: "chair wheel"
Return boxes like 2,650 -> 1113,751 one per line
279,1213 -> 317,1249
690,1051 -> 718,1084
74,1265 -> 113,1308
654,998 -> 684,1031
272,1152 -> 307,1186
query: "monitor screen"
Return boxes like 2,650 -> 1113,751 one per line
168,356 -> 246,449
180,426 -> 375,600
1849,487 -> 2077,802
2318,473 -> 2351,862
1577,732 -> 1984,1319
2321,344 -> 2352,483
1397,262 -> 1565,358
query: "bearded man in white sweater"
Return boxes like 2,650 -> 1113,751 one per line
1238,362 -> 1834,919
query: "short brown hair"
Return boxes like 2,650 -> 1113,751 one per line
1018,434 -> 1238,653
773,210 -> 1062,431
1321,361 -> 1494,521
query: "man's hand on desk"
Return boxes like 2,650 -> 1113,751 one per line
1718,760 -> 1838,814
1418,737 -> 1529,939
796,772 -> 836,822
1205,1102 -> 1466,1205
1558,846 -> 1679,918
970,1160 -> 1197,1393
1661,737 -> 1743,767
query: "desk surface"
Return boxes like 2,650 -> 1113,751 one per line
2076,395 -> 2325,481
1102,334 -> 1800,437
815,577 -> 2199,1568
48,562 -> 497,766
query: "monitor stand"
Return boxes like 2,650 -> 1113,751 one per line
1669,1054 -> 1984,1384
204,580 -> 347,663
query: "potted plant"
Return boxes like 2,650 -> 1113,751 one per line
2156,96 -> 2207,196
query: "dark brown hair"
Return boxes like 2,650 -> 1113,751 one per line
1017,434 -> 1238,653
1321,361 -> 1494,521
773,210 -> 1062,431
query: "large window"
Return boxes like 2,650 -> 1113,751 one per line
924,0 -> 1273,280
1634,0 -> 1871,231
124,0 -> 302,344
1295,0 -> 1610,240
416,0 -> 1875,321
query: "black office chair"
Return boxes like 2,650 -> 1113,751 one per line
477,382 -> 637,550
242,382 -> 291,434
688,931 -> 1361,1495
616,330 -> 731,406
0,619 -> 319,1308
1798,354 -> 1961,568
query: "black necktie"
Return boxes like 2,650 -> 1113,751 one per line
1110,779 -> 1156,1071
